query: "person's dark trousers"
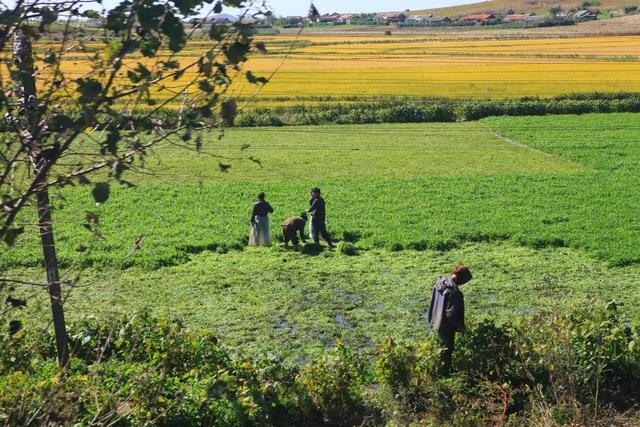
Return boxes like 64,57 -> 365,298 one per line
437,322 -> 456,377
283,227 -> 299,246
311,221 -> 333,246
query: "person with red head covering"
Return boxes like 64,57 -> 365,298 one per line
427,264 -> 473,376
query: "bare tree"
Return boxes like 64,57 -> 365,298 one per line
0,0 -> 270,368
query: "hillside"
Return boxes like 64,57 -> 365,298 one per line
409,0 -> 636,17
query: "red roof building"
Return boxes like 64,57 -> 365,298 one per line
458,13 -> 497,26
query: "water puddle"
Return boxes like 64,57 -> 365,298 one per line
335,314 -> 355,331
333,288 -> 358,303
276,319 -> 287,331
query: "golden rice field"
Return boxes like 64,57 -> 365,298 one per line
25,34 -> 640,107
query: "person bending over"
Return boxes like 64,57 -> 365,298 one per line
282,212 -> 308,249
427,264 -> 473,376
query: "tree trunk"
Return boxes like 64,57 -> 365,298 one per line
36,188 -> 70,368
14,29 -> 70,369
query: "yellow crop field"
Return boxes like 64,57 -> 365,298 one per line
229,34 -> 640,101
25,34 -> 640,107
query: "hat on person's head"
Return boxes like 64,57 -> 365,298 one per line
311,187 -> 321,194
257,191 -> 266,200
452,264 -> 472,285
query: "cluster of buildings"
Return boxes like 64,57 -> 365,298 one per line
283,9 -> 599,28
201,9 -> 600,30
283,12 -> 408,26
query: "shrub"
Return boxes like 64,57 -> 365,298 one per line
299,343 -> 369,425
1,305 -> 639,425
337,241 -> 357,256
301,242 -> 323,255
3,93 -> 638,132
375,338 -> 440,400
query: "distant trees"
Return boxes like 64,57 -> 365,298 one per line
548,6 -> 564,16
308,3 -> 320,20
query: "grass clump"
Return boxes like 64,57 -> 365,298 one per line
337,241 -> 357,256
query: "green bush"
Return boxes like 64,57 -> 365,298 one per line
1,305 -> 639,425
337,241 -> 357,256
1,93 -> 637,132
299,343 -> 370,425
0,313 -> 301,426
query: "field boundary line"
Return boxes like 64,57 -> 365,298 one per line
479,122 -> 590,171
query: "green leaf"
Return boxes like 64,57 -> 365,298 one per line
2,226 -> 25,247
137,4 -> 165,29
246,71 -> 268,85
220,100 -> 237,126
161,11 -> 186,52
162,60 -> 180,70
173,0 -> 202,16
198,80 -> 215,93
43,52 -> 56,65
83,10 -> 100,19
140,37 -> 161,57
224,41 -> 250,65
85,211 -> 99,225
75,78 -> 103,104
38,6 -> 58,30
208,24 -> 229,41
106,4 -> 129,32
122,40 -> 140,54
102,129 -> 120,156
92,183 -> 110,204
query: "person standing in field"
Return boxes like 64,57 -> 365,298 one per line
427,264 -> 473,376
307,187 -> 335,247
249,191 -> 273,247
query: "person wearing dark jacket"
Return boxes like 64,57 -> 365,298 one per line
427,264 -> 473,376
248,192 -> 274,247
282,212 -> 308,248
307,188 -> 335,247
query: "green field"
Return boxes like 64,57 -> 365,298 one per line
6,113 -> 640,360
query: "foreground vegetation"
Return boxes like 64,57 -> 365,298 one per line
2,304 -> 639,425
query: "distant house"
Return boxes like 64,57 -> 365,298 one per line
407,14 -> 432,22
204,13 -> 238,24
317,14 -> 340,24
504,14 -> 531,22
285,16 -> 306,27
458,13 -> 496,25
337,13 -> 355,24
425,16 -> 452,25
377,12 -> 407,23
253,20 -> 274,29
572,9 -> 597,21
